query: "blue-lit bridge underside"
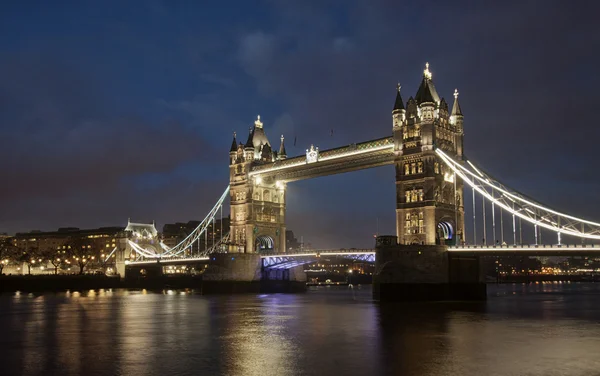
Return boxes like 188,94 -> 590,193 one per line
262,251 -> 375,269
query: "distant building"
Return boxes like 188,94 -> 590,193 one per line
12,226 -> 125,253
7,224 -> 135,275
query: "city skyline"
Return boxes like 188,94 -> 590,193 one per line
1,1 -> 600,249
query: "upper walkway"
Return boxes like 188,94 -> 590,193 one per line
248,137 -> 395,182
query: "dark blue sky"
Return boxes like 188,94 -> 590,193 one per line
1,1 -> 599,248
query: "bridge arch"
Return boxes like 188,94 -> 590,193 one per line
437,220 -> 454,245
255,235 -> 275,253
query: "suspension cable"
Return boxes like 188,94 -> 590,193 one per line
436,149 -> 600,240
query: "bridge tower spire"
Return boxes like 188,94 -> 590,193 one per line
394,63 -> 465,246
451,89 -> 464,157
229,131 -> 238,163
278,135 -> 287,160
392,83 -> 406,128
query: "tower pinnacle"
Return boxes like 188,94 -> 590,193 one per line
254,115 -> 263,129
393,83 -> 405,111
415,62 -> 439,105
278,134 -> 287,159
451,88 -> 463,116
245,126 -> 254,149
423,62 -> 432,80
230,131 -> 237,153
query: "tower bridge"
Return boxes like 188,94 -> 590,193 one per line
118,62 -> 600,299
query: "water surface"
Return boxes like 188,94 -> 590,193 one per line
1,283 -> 599,376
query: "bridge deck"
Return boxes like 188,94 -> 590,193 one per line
448,244 -> 600,256
127,256 -> 210,266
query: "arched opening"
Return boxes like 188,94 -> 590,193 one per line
255,235 -> 275,253
437,221 -> 454,245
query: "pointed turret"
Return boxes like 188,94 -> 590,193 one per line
450,88 -> 464,133
451,89 -> 463,117
230,131 -> 237,153
439,97 -> 448,112
393,83 -> 405,111
438,98 -> 449,120
415,62 -> 440,105
406,96 -> 417,119
244,127 -> 255,161
392,83 -> 406,128
278,135 -> 287,160
229,132 -> 238,164
260,143 -> 273,162
245,127 -> 254,149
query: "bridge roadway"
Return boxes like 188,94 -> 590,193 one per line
448,244 -> 600,256
126,244 -> 600,268
127,256 -> 210,266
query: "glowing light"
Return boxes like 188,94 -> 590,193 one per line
423,62 -> 432,80
255,176 -> 262,185
254,115 -> 263,128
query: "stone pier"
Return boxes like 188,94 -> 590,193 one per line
373,235 -> 486,301
198,253 -> 306,293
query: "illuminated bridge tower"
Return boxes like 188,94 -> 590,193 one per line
228,116 -> 287,253
394,63 -> 465,246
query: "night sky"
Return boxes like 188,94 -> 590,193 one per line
1,1 -> 599,248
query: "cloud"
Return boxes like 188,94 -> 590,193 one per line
238,32 -> 276,78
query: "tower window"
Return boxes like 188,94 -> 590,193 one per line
434,162 -> 440,174
411,163 -> 416,174
417,162 -> 423,173
404,163 -> 410,175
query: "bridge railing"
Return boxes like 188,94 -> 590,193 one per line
449,244 -> 600,249
260,249 -> 375,257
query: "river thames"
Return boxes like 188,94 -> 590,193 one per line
0,283 -> 599,376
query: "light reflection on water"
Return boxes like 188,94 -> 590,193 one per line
0,284 -> 599,376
